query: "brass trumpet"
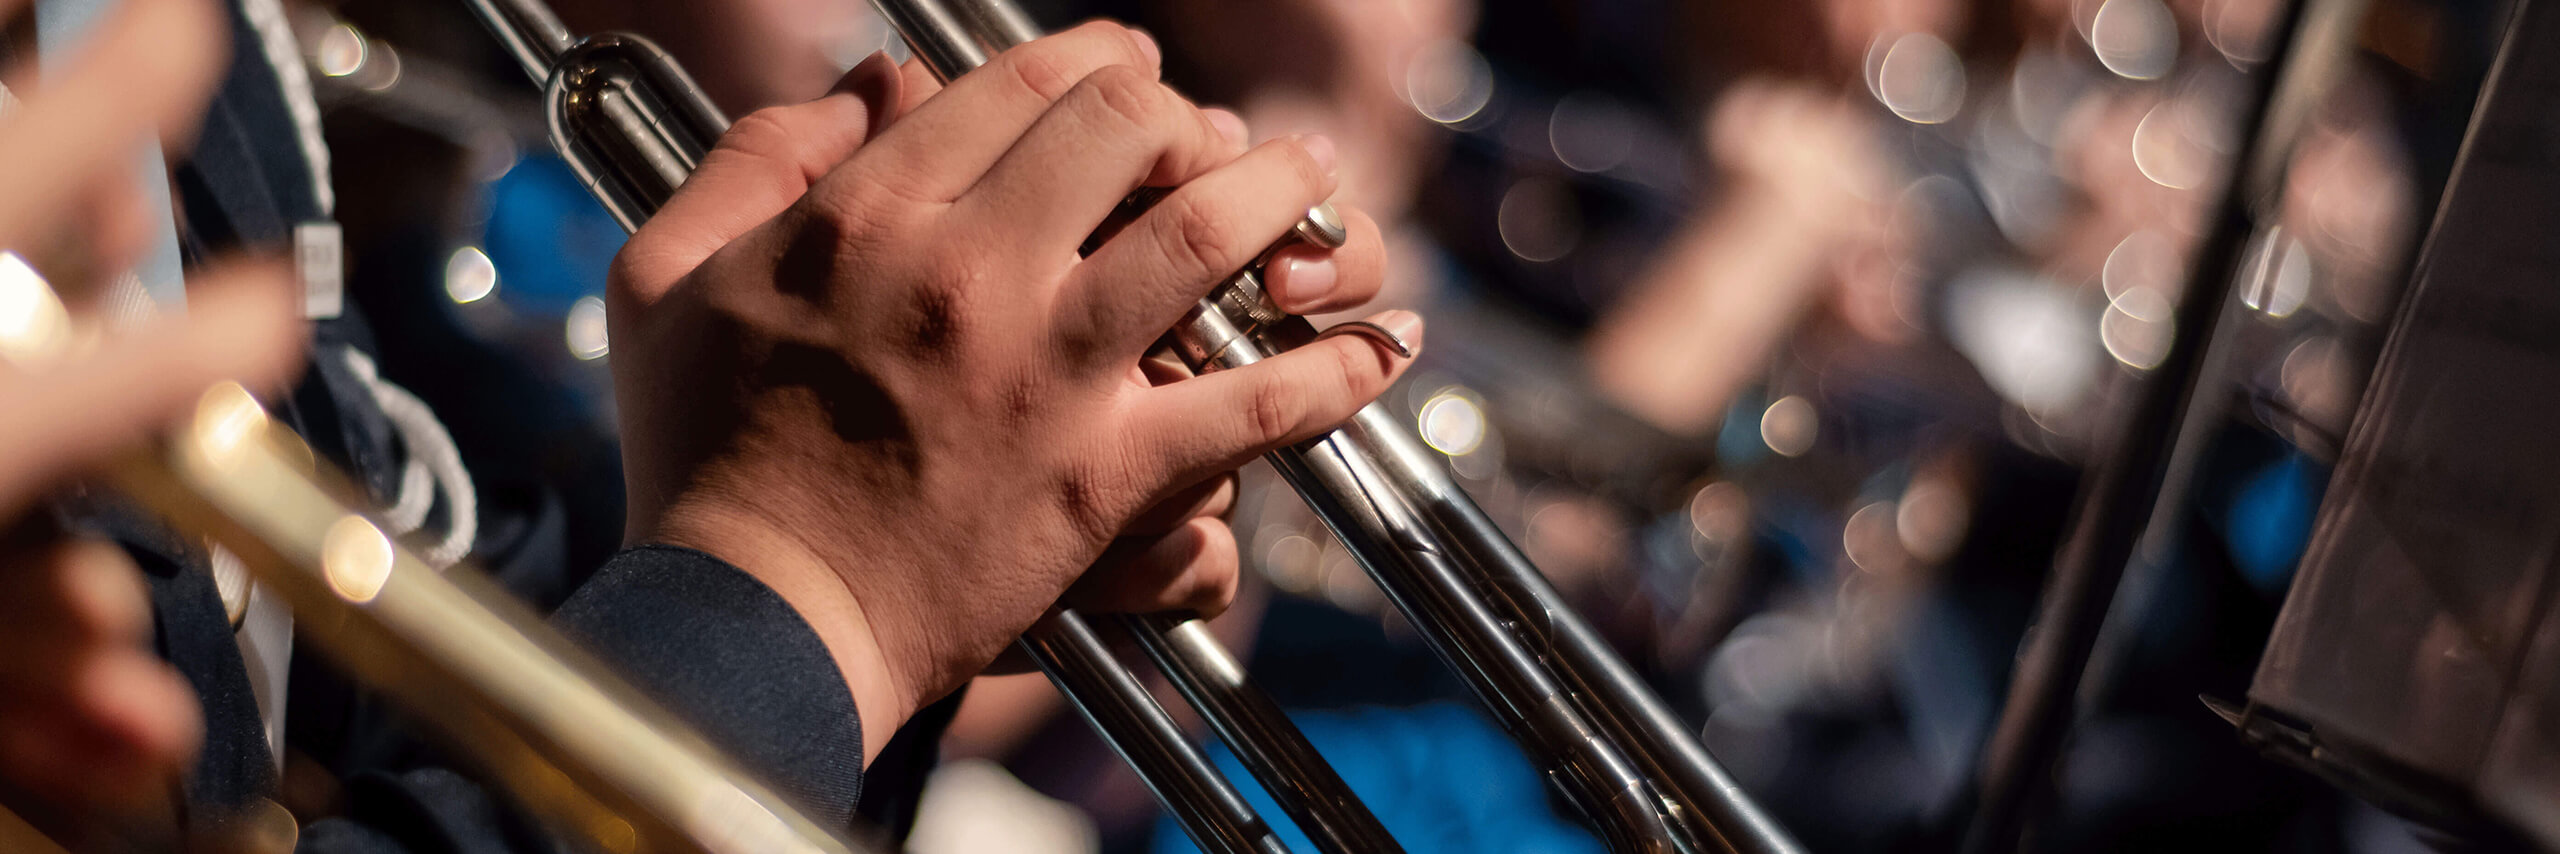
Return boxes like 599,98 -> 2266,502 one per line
462,0 -> 1802,851
0,264 -> 860,853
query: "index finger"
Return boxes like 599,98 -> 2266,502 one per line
829,21 -> 1159,205
1123,310 -> 1423,496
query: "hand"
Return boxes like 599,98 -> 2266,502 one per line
0,0 -> 302,815
608,23 -> 1416,756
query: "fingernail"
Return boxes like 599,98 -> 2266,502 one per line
1376,310 -> 1424,353
1127,26 -> 1163,67
1205,108 -> 1250,147
1275,255 -> 1339,309
1295,134 -> 1337,178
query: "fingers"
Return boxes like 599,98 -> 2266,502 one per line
0,262 -> 303,513
1128,309 -> 1422,489
953,66 -> 1242,265
1063,135 -> 1340,362
894,55 -> 943,115
0,539 -> 153,682
0,656 -> 201,810
616,52 -> 906,296
12,170 -> 152,303
1261,206 -> 1385,315
1120,472 -> 1236,537
1201,108 -> 1250,148
0,0 -> 227,248
838,21 -> 1160,203
1066,516 -> 1241,618
0,538 -> 199,810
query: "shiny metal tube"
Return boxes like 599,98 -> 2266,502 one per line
1120,614 -> 1404,854
462,0 -> 573,84
0,261 -> 861,854
880,2 -> 1801,851
1021,613 -> 1290,854
463,5 -> 1346,854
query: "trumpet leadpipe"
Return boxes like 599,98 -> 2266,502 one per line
0,254 -> 861,854
874,1 -> 1802,851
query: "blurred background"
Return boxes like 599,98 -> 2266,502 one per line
276,0 -> 2512,850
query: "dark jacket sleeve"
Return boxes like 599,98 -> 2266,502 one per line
299,545 -> 869,851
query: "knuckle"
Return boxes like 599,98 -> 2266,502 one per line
1161,194 -> 1245,282
1186,536 -> 1242,616
1053,461 -> 1124,545
604,247 -> 657,301
1003,46 -> 1085,103
1329,339 -> 1375,399
1244,379 -> 1297,447
1080,66 -> 1166,130
1281,139 -> 1330,197
903,261 -> 982,358
807,168 -> 925,230
722,107 -> 799,159
1064,19 -> 1149,67
995,369 -> 1045,421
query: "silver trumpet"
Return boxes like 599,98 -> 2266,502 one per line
462,0 -> 1801,851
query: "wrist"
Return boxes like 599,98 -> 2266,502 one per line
647,499 -> 914,764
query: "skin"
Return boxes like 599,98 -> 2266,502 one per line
0,0 -> 304,814
607,22 -> 1416,762
5,17 -> 1403,838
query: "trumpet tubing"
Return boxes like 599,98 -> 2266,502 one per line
462,0 -> 1805,848
0,252 -> 860,854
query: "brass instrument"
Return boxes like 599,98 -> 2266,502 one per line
0,250 -> 861,853
461,0 -> 1802,851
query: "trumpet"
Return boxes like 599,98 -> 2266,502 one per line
462,0 -> 1802,851
0,263 -> 860,854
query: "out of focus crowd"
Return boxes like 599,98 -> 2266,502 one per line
288,0 -> 2496,850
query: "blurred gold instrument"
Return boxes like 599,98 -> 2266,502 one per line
0,250 -> 863,853
459,0 -> 1804,851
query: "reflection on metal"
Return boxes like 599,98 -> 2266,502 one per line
879,2 -> 1805,852
0,257 -> 866,853
322,515 -> 394,603
1020,613 -> 1293,854
2238,229 -> 2312,318
1124,614 -> 1405,854
184,383 -> 271,471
